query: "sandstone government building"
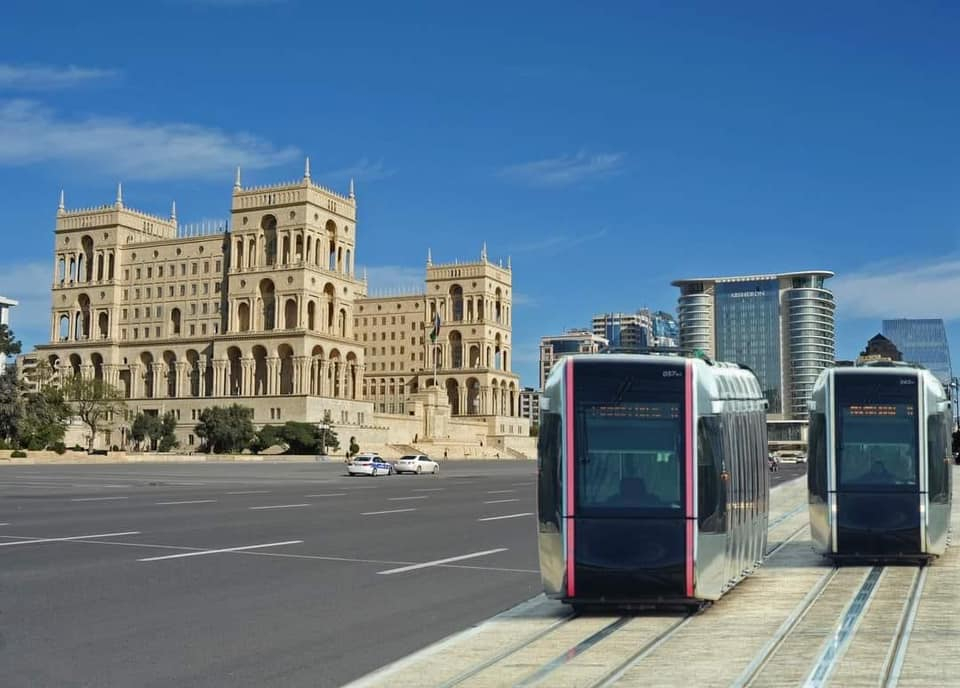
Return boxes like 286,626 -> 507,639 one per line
20,163 -> 532,456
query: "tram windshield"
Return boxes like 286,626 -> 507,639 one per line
836,374 -> 919,491
576,401 -> 683,513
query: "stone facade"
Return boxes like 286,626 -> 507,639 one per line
24,166 -> 529,453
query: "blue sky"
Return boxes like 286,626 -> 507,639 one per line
1,1 -> 958,388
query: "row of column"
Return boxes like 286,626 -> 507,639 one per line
427,297 -> 509,326
232,231 -> 354,277
449,385 -> 517,417
55,250 -> 116,285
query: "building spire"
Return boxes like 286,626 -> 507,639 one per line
170,200 -> 177,221
58,189 -> 65,214
234,165 -> 242,190
481,241 -> 488,262
362,266 -> 368,282
507,255 -> 512,270
349,178 -> 355,200
427,248 -> 433,266
304,156 -> 311,181
115,182 -> 123,209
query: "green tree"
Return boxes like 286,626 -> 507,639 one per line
130,412 -> 160,450
60,376 -> 126,451
319,410 -> 340,454
18,386 -> 71,450
158,411 -> 179,452
0,324 -> 22,358
195,404 -> 255,454
0,368 -> 22,444
250,424 -> 282,454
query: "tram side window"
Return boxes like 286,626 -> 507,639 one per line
928,413 -> 950,504
697,417 -> 724,532
807,413 -> 827,501
538,411 -> 562,526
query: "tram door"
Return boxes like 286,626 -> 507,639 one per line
834,374 -> 921,556
570,360 -> 687,600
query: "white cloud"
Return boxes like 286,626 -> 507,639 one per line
0,261 -> 52,347
0,99 -> 299,181
833,258 -> 960,320
363,265 -> 424,295
508,228 -> 608,254
0,64 -> 119,90
322,157 -> 395,183
499,151 -> 625,187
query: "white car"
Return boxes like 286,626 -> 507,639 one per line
347,453 -> 393,476
395,454 -> 439,475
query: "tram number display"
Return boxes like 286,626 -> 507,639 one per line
586,403 -> 680,420
845,404 -> 914,417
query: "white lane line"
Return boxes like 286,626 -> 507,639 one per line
249,503 -> 310,510
484,498 -> 520,504
378,548 -> 508,575
70,496 -> 129,502
0,531 -> 140,547
362,508 -> 416,516
155,500 -> 218,506
412,488 -> 445,492
478,513 -> 535,522
304,493 -> 348,497
486,489 -> 516,494
225,490 -> 271,495
0,523 -> 8,526
138,540 -> 303,562
101,484 -> 128,488
388,496 -> 429,501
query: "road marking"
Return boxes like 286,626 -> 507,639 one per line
70,496 -> 129,502
378,548 -> 509,575
155,500 -> 218,505
478,512 -> 535,522
138,540 -> 303,562
484,498 -> 520,504
361,508 -> 416,516
249,503 -> 310,510
305,493 -> 348,497
486,489 -> 515,494
412,488 -> 444,492
101,484 -> 128,488
0,523 -> 8,526
388,496 -> 429,501
225,490 -> 270,495
0,531 -> 140,547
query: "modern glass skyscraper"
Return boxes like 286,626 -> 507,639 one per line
673,271 -> 835,417
881,319 -> 952,386
714,280 -> 783,411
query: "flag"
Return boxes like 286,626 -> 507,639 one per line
429,312 -> 441,342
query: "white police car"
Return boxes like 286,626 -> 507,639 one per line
395,454 -> 439,475
347,453 -> 394,477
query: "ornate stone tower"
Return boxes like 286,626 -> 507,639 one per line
223,160 -> 366,401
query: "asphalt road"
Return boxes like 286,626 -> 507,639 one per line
0,460 -> 804,688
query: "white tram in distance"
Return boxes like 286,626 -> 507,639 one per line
537,354 -> 769,608
807,362 -> 953,563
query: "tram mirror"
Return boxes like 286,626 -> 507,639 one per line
808,400 -> 818,412
936,401 -> 950,413
540,397 -> 551,411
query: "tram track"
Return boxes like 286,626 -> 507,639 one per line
879,567 -> 927,687
436,509 -> 810,688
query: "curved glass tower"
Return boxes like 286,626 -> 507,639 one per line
672,271 -> 835,417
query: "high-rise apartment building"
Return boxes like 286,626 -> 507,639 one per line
539,330 -> 608,389
519,386 -> 540,423
591,310 -> 678,352
882,318 -> 953,386
672,271 -> 836,418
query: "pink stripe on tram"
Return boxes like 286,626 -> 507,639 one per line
565,357 -> 576,598
684,360 -> 695,598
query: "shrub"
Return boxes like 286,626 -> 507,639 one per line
52,441 -> 67,455
71,444 -> 85,452
111,445 -> 120,452
11,449 -> 27,458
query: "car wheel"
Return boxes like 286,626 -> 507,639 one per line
417,465 -> 422,474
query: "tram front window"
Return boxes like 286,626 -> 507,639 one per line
837,402 -> 918,490
576,402 -> 683,513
